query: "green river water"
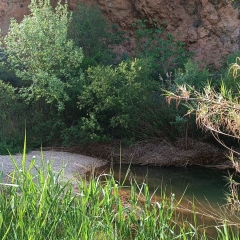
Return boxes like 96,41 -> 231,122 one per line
97,164 -> 230,207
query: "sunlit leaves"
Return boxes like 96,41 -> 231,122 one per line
3,0 -> 84,110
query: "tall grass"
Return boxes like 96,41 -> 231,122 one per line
0,147 -> 239,239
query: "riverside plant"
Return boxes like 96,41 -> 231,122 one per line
0,141 -> 239,239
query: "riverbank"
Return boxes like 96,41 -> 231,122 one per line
77,138 -> 231,169
0,144 -> 239,239
1,136 -> 230,183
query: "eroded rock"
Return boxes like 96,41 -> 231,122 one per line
0,0 -> 239,68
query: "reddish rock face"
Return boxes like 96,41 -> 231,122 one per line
0,0 -> 29,34
1,0 -> 239,68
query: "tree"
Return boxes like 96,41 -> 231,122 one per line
2,0 -> 84,110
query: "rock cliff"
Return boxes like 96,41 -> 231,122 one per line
1,0 -> 239,68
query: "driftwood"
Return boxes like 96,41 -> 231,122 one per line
77,138 -> 229,168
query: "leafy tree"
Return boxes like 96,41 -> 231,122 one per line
68,4 -> 125,69
2,0 -> 84,110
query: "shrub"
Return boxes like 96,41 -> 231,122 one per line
131,95 -> 191,140
0,81 -> 25,154
0,79 -> 67,152
26,106 -> 66,147
77,58 -> 158,141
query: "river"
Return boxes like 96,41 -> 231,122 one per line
95,164 -> 231,207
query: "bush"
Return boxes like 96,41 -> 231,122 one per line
77,58 -> 158,141
131,95 -> 191,140
26,105 -> 66,147
73,57 -> 196,143
0,81 -> 25,154
0,79 -> 68,152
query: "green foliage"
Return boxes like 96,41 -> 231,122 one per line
0,81 -> 25,154
0,1 -> 209,148
0,64 -> 21,87
226,51 -> 240,65
0,49 -> 21,87
0,80 -> 61,153
174,60 -> 210,91
2,0 -> 84,111
170,115 -> 188,137
77,58 -> 157,141
68,4 -> 125,69
131,94 -> 191,140
26,106 -> 66,147
133,19 -> 192,81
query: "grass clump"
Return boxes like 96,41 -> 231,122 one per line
0,148 -> 239,239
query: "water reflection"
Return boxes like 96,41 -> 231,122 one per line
95,164 -> 231,207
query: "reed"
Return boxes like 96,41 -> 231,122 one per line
0,144 -> 239,239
